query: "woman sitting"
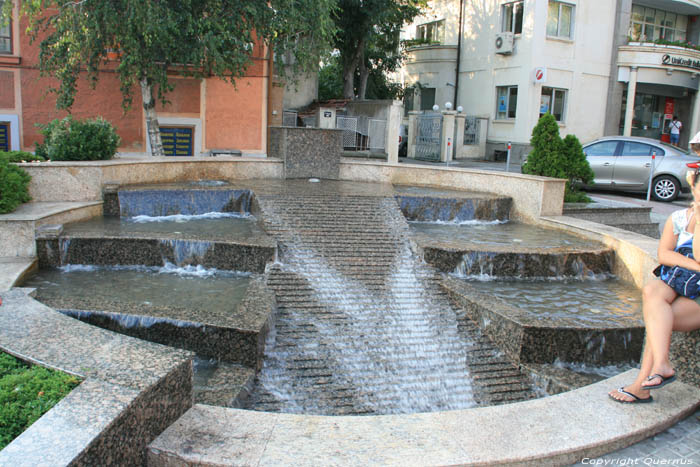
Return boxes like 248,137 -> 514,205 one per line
609,168 -> 700,403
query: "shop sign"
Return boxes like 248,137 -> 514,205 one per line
662,54 -> 700,71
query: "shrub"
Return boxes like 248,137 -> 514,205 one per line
0,150 -> 44,163
0,352 -> 81,450
522,113 -> 594,203
35,116 -> 120,161
0,158 -> 32,214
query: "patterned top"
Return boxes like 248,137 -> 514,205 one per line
672,208 -> 694,248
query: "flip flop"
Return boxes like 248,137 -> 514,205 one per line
642,373 -> 677,390
609,387 -> 653,404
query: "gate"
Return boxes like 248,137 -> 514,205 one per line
415,113 -> 443,161
336,116 -> 358,149
464,116 -> 480,145
282,111 -> 298,127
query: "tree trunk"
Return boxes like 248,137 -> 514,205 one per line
342,59 -> 357,99
140,78 -> 164,157
342,39 -> 365,100
358,60 -> 369,100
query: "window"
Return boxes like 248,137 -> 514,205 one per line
585,141 -> 619,157
496,86 -> 518,119
546,1 -> 574,39
502,1 -> 523,34
621,141 -> 662,157
420,88 -> 436,111
0,122 -> 9,151
0,5 -> 10,54
629,5 -> 687,42
540,87 -> 567,122
416,20 -> 445,44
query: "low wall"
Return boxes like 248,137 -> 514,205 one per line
269,126 -> 342,179
19,157 -> 284,202
339,160 -> 565,221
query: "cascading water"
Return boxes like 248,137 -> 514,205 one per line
245,190 -> 521,415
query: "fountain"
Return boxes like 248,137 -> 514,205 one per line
1,158 -> 698,465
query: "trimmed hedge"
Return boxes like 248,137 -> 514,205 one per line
36,116 -> 120,161
0,352 -> 81,450
0,159 -> 32,214
0,151 -> 45,163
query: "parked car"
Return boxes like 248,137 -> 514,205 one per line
581,136 -> 700,202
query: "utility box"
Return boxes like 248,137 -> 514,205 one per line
316,107 -> 336,129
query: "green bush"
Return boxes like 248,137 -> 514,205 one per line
0,158 -> 32,214
0,352 -> 81,450
522,113 -> 594,203
0,151 -> 45,163
35,116 -> 120,161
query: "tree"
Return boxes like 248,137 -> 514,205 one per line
318,53 -> 405,101
16,0 -> 335,156
522,114 -> 594,202
334,0 -> 426,100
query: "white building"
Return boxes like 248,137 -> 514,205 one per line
401,0 -> 700,161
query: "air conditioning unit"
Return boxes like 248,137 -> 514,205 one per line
495,32 -> 514,55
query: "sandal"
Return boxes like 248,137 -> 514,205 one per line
642,373 -> 677,390
609,387 -> 653,404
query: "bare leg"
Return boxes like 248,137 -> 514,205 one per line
609,280 -> 675,402
640,280 -> 679,388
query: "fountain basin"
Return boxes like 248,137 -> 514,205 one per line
24,269 -> 276,369
413,221 -> 615,277
394,185 -> 511,222
442,276 -> 645,365
36,217 -> 276,273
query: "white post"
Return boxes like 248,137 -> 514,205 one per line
506,141 -> 512,172
454,114 -> 466,160
646,150 -> 656,202
408,111 -> 420,159
385,100 -> 403,164
440,110 -> 457,163
623,67 -> 638,137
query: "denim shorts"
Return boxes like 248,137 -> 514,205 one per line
671,133 -> 680,144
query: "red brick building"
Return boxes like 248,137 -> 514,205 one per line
0,3 -> 285,156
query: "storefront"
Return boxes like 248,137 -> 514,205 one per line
617,45 -> 700,148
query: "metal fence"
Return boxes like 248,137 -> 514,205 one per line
336,116 -> 386,151
282,111 -> 298,127
464,116 -> 480,145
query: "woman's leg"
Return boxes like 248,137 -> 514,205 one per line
640,280 -> 681,388
609,280 -> 675,402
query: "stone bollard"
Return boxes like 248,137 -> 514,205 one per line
407,111 -> 421,159
385,100 -> 403,165
670,329 -> 700,388
440,111 -> 457,163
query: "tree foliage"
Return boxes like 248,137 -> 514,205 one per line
334,0 -> 426,99
522,113 -> 594,202
15,0 -> 336,155
0,158 -> 31,214
319,54 -> 405,101
35,116 -> 120,161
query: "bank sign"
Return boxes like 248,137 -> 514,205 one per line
662,54 -> 700,71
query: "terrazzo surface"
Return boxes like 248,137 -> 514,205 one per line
0,288 -> 193,465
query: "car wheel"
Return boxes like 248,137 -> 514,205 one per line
652,175 -> 680,202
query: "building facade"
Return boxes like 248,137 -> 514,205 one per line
0,2 -> 287,156
401,0 -> 700,161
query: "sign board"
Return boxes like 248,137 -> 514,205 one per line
498,95 -> 507,112
533,67 -> 547,84
665,97 -> 675,116
323,111 -> 332,118
160,127 -> 194,157
0,123 -> 8,152
662,54 -> 700,71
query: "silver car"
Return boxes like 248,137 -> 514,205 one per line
583,136 -> 700,202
